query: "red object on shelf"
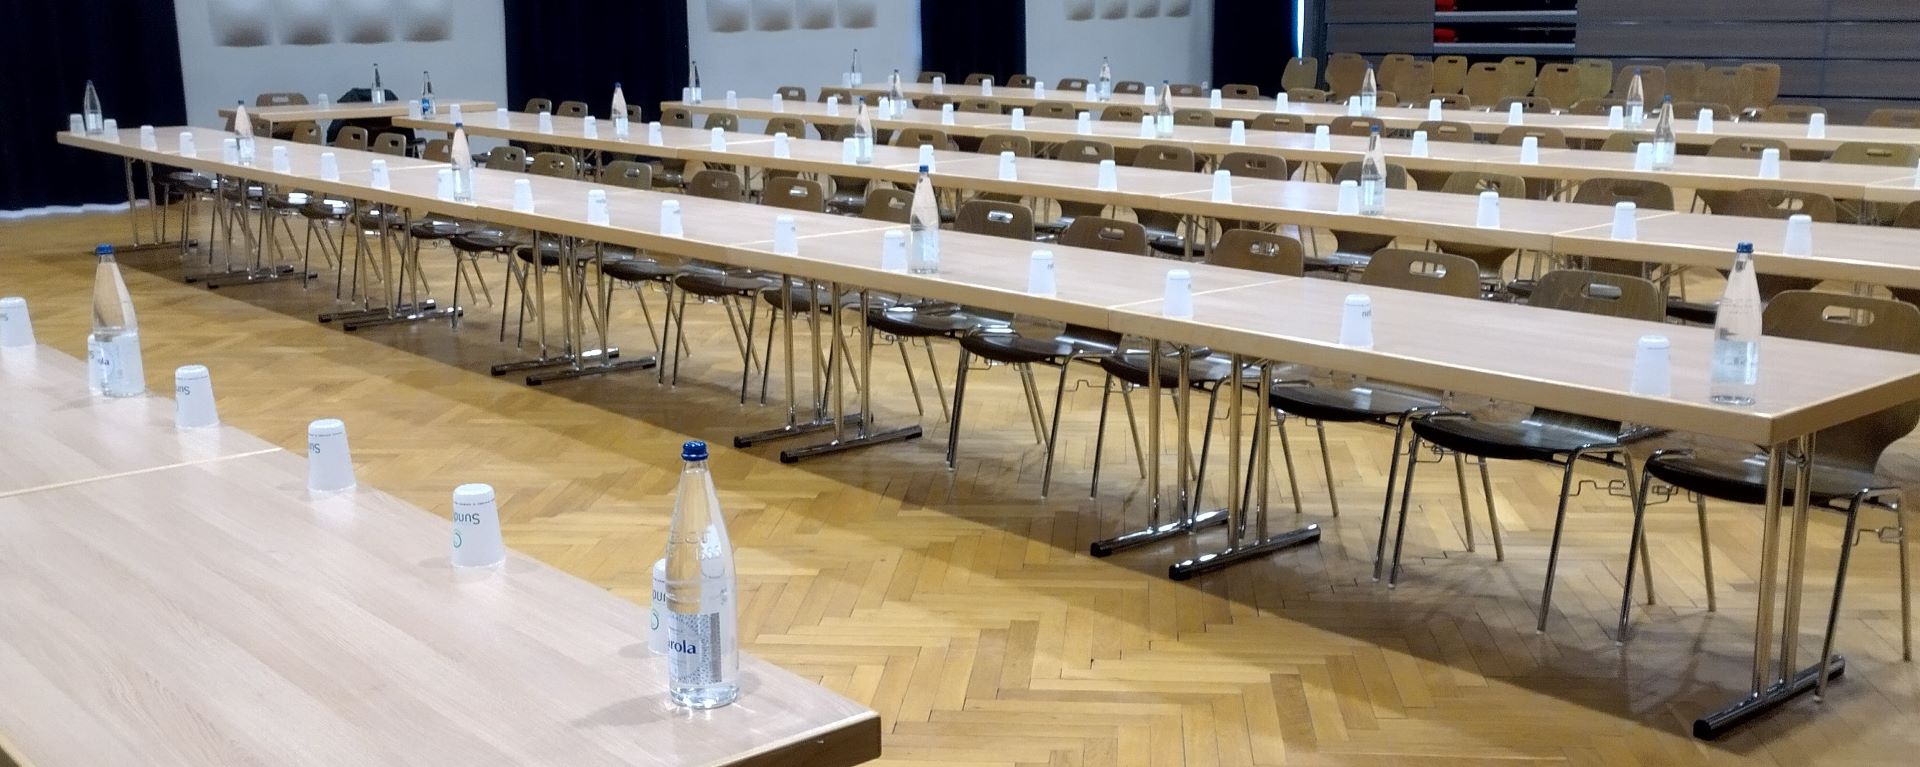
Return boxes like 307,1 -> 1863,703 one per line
1434,27 -> 1457,43
1435,0 -> 1457,11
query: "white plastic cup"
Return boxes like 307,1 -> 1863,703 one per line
307,418 -> 356,493
138,125 -> 157,151
1807,112 -> 1827,139
537,111 -> 554,134
1340,294 -> 1374,348
660,199 -> 684,236
1096,159 -> 1118,191
1033,80 -> 1046,98
582,115 -> 598,138
178,131 -> 197,157
1210,169 -> 1233,203
318,151 -> 340,181
1519,136 -> 1540,165
369,159 -> 390,189
68,113 -> 84,134
1476,190 -> 1501,228
1142,86 -> 1157,105
771,93 -> 784,112
841,137 -> 857,163
1076,112 -> 1093,135
1507,102 -> 1525,125
495,107 -> 510,128
1631,335 -> 1672,397
318,93 -> 331,109
1275,93 -> 1289,110
773,215 -> 798,255
931,75 -> 945,93
725,89 -> 738,108
270,145 -> 291,173
586,189 -> 610,226
1758,147 -> 1782,179
940,103 -> 956,126
435,168 -> 455,200
1138,115 -> 1155,138
1085,83 -> 1098,101
773,132 -> 791,158
980,77 -> 994,97
1783,214 -> 1814,256
1229,120 -> 1247,145
826,95 -> 841,116
1313,125 -> 1331,150
997,151 -> 1018,181
1209,89 -> 1224,108
1697,108 -> 1715,134
709,126 -> 726,152
917,143 -> 936,172
448,103 -> 463,123
173,364 -> 218,429
1410,130 -> 1430,157
647,121 -> 664,144
649,559 -> 669,653
449,483 -> 506,568
102,119 -> 118,137
1010,107 -> 1026,130
881,229 -> 908,271
1427,99 -> 1443,121
1345,96 -> 1360,116
512,178 -> 535,212
0,297 -> 35,348
1611,201 -> 1638,240
221,138 -> 239,164
1162,269 -> 1193,319
1336,180 -> 1360,214
1606,105 -> 1625,130
1633,142 -> 1654,171
1027,249 -> 1057,296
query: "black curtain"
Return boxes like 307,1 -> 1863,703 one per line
0,0 -> 187,210
1211,0 -> 1299,97
502,1 -> 689,121
919,0 -> 1026,83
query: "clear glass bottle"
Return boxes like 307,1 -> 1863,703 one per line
419,70 -> 434,118
233,101 -> 256,166
88,244 -> 145,398
1359,68 -> 1378,117
664,440 -> 739,709
1359,127 -> 1387,216
689,60 -> 702,104
1709,243 -> 1761,406
1625,71 -> 1645,128
849,48 -> 863,86
1651,96 -> 1677,170
909,165 -> 940,274
853,98 -> 875,164
1099,57 -> 1113,101
371,63 -> 385,104
450,124 -> 473,202
1155,80 -> 1175,138
82,80 -> 104,135
611,82 -> 628,122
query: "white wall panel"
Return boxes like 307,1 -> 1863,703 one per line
689,0 -> 917,102
1027,0 -> 1214,86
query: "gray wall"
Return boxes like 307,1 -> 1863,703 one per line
1026,0 -> 1216,88
687,0 -> 918,103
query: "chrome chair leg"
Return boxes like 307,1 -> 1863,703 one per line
922,340 -> 951,423
1387,431 -> 1424,587
895,338 -> 926,417
1531,454 -> 1585,631
1618,458 -> 1660,641
1815,493 -> 1866,699
1900,503 -> 1912,661
945,349 -> 972,469
1090,373 -> 1114,498
1694,494 -> 1719,612
1372,414 -> 1413,581
1120,385 -> 1145,478
1454,452 -> 1476,552
1017,363 -> 1047,444
1275,414 -> 1304,514
1040,356 -> 1076,498
1479,456 -> 1503,561
1314,419 -> 1340,517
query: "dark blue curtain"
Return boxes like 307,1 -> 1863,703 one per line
502,1 -> 689,121
1212,0 -> 1299,97
919,0 -> 1027,83
0,0 -> 187,210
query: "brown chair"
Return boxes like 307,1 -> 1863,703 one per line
1611,65 -> 1667,104
1433,55 -> 1470,95
522,97 -> 553,114
861,187 -> 913,224
1173,108 -> 1214,127
287,121 -> 322,145
1500,56 -> 1538,99
1205,229 -> 1305,276
963,73 -> 993,86
1428,93 -> 1473,109
600,159 -> 653,189
1408,120 -> 1475,190
1830,142 -> 1920,168
1573,178 -> 1675,277
1379,54 -> 1416,97
1325,53 -> 1368,99
1323,161 -> 1412,267
660,106 -> 694,127
1042,139 -> 1115,233
1433,170 -> 1530,279
1060,216 -> 1148,255
1498,96 -> 1553,114
1464,63 -> 1506,110
333,125 -> 370,151
557,100 -> 589,118
1868,108 -> 1920,129
1218,152 -> 1288,180
763,115 -> 807,137
1100,104 -> 1144,122
1130,144 -> 1202,254
1742,63 -> 1782,109
1329,116 -> 1384,136
483,145 -> 526,169
891,126 -> 954,151
775,85 -> 807,101
916,71 -> 945,84
371,132 -> 408,157
958,97 -> 999,114
1694,67 -> 1752,113
1569,97 -> 1625,116
955,198 -> 1035,240
1222,83 -> 1261,99
421,138 -> 451,162
1282,57 -> 1319,92
976,133 -> 1032,157
1113,80 -> 1146,96
1032,100 -> 1077,119
1534,63 -> 1582,109
1575,59 -> 1614,102
1251,113 -> 1307,132
1168,83 -> 1204,98
762,176 -> 826,213
1391,61 -> 1435,102
1372,91 -> 1402,108
1599,131 -> 1655,152
1759,104 -> 1826,124
1713,188 -> 1836,299
1498,125 -> 1569,198
1696,137 -> 1791,213
702,112 -> 740,132
1057,77 -> 1090,92
527,151 -> 577,178
1669,101 -> 1732,120
1286,88 -> 1330,103
1006,74 -> 1036,88
1664,61 -> 1705,102
664,170 -> 772,397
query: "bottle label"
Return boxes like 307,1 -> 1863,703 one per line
90,334 -> 144,396
667,611 -> 726,685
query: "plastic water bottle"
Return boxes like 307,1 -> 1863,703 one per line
1625,71 -> 1645,128
1651,97 -> 1677,171
1359,127 -> 1387,216
419,70 -> 435,118
233,101 -> 256,166
88,244 -> 146,398
82,80 -> 105,135
688,60 -> 702,104
888,68 -> 907,118
1710,243 -> 1761,406
664,440 -> 739,709
849,48 -> 862,87
853,98 -> 875,164
909,165 -> 940,274
1358,68 -> 1378,117
611,82 -> 628,121
371,63 -> 385,104
1155,80 -> 1175,138
450,124 -> 474,202
1098,57 -> 1113,101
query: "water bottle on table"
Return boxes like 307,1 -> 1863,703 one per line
664,440 -> 739,709
88,244 -> 146,397
1709,243 -> 1761,406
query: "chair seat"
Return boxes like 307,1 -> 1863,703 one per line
1267,381 -> 1443,422
674,270 -> 773,297
1411,412 -> 1628,462
761,281 -> 854,313
960,329 -> 1079,364
1302,251 -> 1373,274
1100,349 -> 1232,389
867,303 -> 989,337
449,229 -> 519,253
1647,449 -> 1885,507
600,257 -> 676,283
354,208 -> 406,230
514,239 -> 564,267
168,172 -> 217,192
409,217 -> 470,240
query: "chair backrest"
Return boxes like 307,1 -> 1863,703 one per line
1325,53 -> 1367,96
1006,74 -> 1036,88
1742,63 -> 1782,108
1218,152 -> 1288,180
1695,67 -> 1753,112
1222,83 -> 1261,99
1056,139 -> 1114,164
1759,104 -> 1825,124
1611,65 -> 1667,103
1390,60 -> 1435,101
776,85 -> 807,101
1535,63 -> 1582,108
527,151 -> 576,178
1250,113 -> 1306,132
1496,125 -> 1568,148
1830,142 -> 1920,167
422,138 -> 451,162
1572,177 -> 1676,210
1328,116 -> 1383,137
817,87 -> 852,103
1599,131 -> 1655,152
557,100 -> 589,118
1429,92 -> 1472,109
1500,56 -> 1538,99
1100,104 -> 1144,122
1665,61 -> 1705,101
763,176 -> 826,213
660,106 -> 694,127
1418,120 -> 1476,143
1868,108 -> 1920,129
916,71 -> 944,84
288,121 -> 322,145
1282,57 -> 1319,91
1498,96 -> 1553,114
1569,97 -> 1624,116
1440,170 -> 1528,198
1722,189 -> 1839,222
1060,216 -> 1148,256
1530,270 -> 1665,321
1670,101 -> 1732,120
255,91 -> 307,107
1358,249 -> 1481,298
1372,91 -> 1402,109
1764,291 -> 1920,470
702,112 -> 739,132
1707,136 -> 1788,159
963,72 -> 992,85
976,133 -> 1032,157
1432,55 -> 1469,94
1575,59 -> 1614,102
686,169 -> 745,201
959,97 -> 999,114
1168,83 -> 1204,98
915,95 -> 955,112
1464,63 -> 1505,108
1285,87 -> 1330,103
485,145 -> 526,169
1335,160 -> 1411,189
1132,143 -> 1197,172
1058,77 -> 1090,91
862,187 -> 913,223
1173,108 -> 1214,127
891,126 -> 953,150
372,132 -> 407,156
334,125 -> 370,151
764,116 -> 807,137
955,199 -> 1035,240
1205,229 -> 1304,276
523,97 -> 552,114
1032,100 -> 1077,118
600,160 -> 653,190
1113,80 -> 1146,95
1379,54 -> 1415,93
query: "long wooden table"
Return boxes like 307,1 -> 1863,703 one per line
0,344 -> 881,767
401,111 -> 1920,292
218,99 -> 498,126
59,125 -> 1920,738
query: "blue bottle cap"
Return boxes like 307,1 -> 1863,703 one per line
453,122 -> 464,129
1736,242 -> 1754,253
919,164 -> 930,173
94,243 -> 113,256
682,440 -> 708,461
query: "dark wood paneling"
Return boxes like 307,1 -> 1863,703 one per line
1326,24 -> 1432,55
1824,23 -> 1920,60
1579,0 -> 1821,22
1824,60 -> 1920,98
1325,0 -> 1431,24
1829,0 -> 1920,21
1576,22 -> 1826,59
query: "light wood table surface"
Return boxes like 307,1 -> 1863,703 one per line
217,99 -> 498,126
0,347 -> 881,767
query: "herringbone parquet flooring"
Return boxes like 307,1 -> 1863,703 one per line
4,207 -> 1918,765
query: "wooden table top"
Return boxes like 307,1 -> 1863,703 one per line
217,99 -> 497,125
60,127 -> 1920,444
0,347 -> 881,767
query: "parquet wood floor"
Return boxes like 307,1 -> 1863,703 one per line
3,207 -> 1917,766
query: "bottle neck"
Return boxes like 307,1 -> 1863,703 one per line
682,459 -> 709,473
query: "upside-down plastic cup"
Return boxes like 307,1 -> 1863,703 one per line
1028,249 -> 1057,297
1697,108 -> 1715,134
1633,142 -> 1654,171
495,107 -> 510,128
1606,105 -> 1625,130
1274,93 -> 1289,111
1519,135 -> 1540,164
221,137 -> 239,164
1138,115 -> 1154,138
1507,102 -> 1525,125
941,103 -> 956,126
449,103 -> 463,123
980,77 -> 994,97
1611,201 -> 1638,240
998,151 -> 1018,181
1010,107 -> 1026,130
841,137 -> 857,163
1758,147 -> 1782,180
369,159 -> 390,189
307,418 -> 355,493
773,215 -> 798,255
1077,112 -> 1092,135
1033,80 -> 1046,99
918,143 -> 936,172
174,364 -> 218,429
1807,112 -> 1827,139
1340,294 -> 1374,348
512,179 -> 535,212
1210,89 -> 1223,109
1783,214 -> 1814,256
1096,159 -> 1118,191
537,111 -> 553,134
139,125 -> 157,151
660,199 -> 684,236
1476,190 -> 1501,228
1427,100 -> 1443,121
0,297 -> 35,348
582,115 -> 598,138
435,168 -> 455,201
1229,120 -> 1247,145
1162,270 -> 1193,319
725,89 -> 738,108
270,145 -> 291,173
773,132 -> 791,158
1313,125 -> 1331,150
450,483 -> 506,568
178,131 -> 198,157
771,93 -> 784,112
826,95 -> 840,116
1211,170 -> 1233,203
881,229 -> 908,271
319,151 -> 340,181
1631,335 -> 1671,397
1337,180 -> 1360,214
586,189 -> 610,226
1410,130 -> 1429,157
709,126 -> 726,152
647,121 -> 664,144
